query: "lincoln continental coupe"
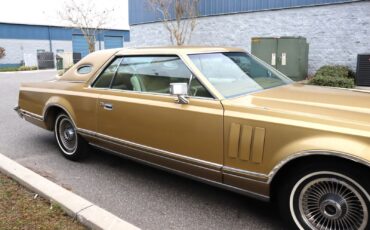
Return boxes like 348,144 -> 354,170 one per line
15,47 -> 369,229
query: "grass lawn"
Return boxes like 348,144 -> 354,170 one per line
0,66 -> 38,72
0,173 -> 86,229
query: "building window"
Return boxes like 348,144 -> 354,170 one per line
37,49 -> 45,53
56,49 -> 64,53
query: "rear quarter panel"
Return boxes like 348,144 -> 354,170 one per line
19,81 -> 98,132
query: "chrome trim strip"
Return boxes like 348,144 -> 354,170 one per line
87,54 -> 219,100
223,166 -> 269,182
14,106 -> 22,118
78,128 -> 95,137
223,172 -> 269,185
87,54 -> 121,86
87,87 -> 217,101
268,150 -> 370,183
92,139 -> 219,173
17,109 -> 44,121
78,128 -> 222,171
79,128 -> 270,183
91,143 -> 270,202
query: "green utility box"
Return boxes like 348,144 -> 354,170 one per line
251,37 -> 309,81
56,55 -> 64,70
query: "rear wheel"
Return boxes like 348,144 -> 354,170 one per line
54,113 -> 88,161
277,162 -> 370,230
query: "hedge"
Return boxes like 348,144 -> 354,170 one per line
0,66 -> 37,72
315,65 -> 355,79
309,65 -> 355,88
309,75 -> 355,88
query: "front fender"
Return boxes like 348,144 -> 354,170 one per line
268,135 -> 370,182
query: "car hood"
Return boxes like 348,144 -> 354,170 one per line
221,83 -> 370,134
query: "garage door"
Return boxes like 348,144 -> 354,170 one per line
104,36 -> 123,49
72,35 -> 89,58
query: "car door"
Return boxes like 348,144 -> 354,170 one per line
92,55 -> 224,182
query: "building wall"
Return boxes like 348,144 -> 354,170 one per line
129,0 -> 356,25
127,1 -> 370,74
51,40 -> 73,54
0,39 -> 50,66
0,23 -> 130,67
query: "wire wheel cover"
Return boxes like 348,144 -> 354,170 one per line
58,117 -> 77,153
299,177 -> 368,230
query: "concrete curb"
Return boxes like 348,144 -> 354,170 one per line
0,153 -> 140,230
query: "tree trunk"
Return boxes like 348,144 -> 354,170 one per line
88,42 -> 95,53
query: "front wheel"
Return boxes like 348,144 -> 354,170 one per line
54,113 -> 88,161
277,163 -> 370,230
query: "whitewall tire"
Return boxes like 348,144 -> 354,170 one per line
54,113 -> 88,161
277,162 -> 370,230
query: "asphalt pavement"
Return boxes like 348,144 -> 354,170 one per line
0,70 -> 285,230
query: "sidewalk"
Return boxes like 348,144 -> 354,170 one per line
356,86 -> 370,91
0,153 -> 140,230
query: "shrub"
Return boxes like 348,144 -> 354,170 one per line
0,47 -> 5,59
315,65 -> 355,79
0,66 -> 37,72
309,65 -> 356,88
309,75 -> 355,88
18,66 -> 37,71
0,67 -> 19,72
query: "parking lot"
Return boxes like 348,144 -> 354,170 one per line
0,70 -> 285,230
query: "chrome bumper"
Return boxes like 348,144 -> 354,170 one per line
14,105 -> 24,118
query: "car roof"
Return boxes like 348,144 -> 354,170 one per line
115,46 -> 245,55
59,46 -> 246,83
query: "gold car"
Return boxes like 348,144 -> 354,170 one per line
15,47 -> 370,229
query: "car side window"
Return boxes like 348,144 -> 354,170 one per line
93,58 -> 123,88
110,56 -> 212,98
77,65 -> 92,74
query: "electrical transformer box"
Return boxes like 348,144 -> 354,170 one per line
251,37 -> 309,81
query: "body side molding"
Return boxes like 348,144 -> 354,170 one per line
77,128 -> 271,200
77,128 -> 222,171
91,143 -> 270,202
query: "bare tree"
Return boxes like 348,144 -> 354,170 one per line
148,0 -> 199,46
0,47 -> 5,59
59,0 -> 114,53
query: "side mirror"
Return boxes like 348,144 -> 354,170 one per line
170,83 -> 189,104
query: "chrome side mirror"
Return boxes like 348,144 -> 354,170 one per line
170,83 -> 189,104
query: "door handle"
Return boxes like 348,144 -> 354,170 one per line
100,102 -> 113,110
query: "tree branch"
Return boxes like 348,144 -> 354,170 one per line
148,0 -> 199,45
59,0 -> 114,53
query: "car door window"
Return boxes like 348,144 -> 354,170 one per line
93,57 -> 123,88
110,56 -> 212,98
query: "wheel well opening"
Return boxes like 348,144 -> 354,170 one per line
44,106 -> 65,131
270,155 -> 370,202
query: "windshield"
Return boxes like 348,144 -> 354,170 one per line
189,52 -> 292,98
